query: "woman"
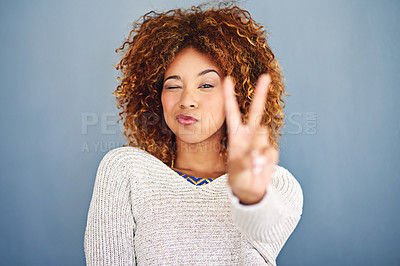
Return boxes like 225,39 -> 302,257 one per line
84,3 -> 303,265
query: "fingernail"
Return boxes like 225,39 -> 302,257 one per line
253,156 -> 267,166
253,165 -> 262,175
225,76 -> 234,85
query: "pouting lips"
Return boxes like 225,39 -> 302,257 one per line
176,114 -> 198,126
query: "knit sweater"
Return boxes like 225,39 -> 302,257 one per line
84,146 -> 303,265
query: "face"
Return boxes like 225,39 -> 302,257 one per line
161,47 -> 225,145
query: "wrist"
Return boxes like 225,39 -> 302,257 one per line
234,189 -> 267,205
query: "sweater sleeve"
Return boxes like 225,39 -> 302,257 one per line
84,148 -> 136,266
227,166 -> 303,260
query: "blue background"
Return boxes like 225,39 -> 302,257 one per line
1,0 -> 399,265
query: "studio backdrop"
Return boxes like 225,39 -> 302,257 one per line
0,0 -> 399,265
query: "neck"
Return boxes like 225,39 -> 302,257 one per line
173,132 -> 227,179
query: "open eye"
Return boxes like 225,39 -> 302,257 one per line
199,84 -> 214,89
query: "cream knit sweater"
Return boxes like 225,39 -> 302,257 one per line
84,147 -> 303,265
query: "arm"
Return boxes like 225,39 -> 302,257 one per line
228,166 -> 303,259
222,74 -> 303,262
84,148 -> 136,265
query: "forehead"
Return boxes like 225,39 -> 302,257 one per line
164,47 -> 220,76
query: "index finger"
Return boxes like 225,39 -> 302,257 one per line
222,76 -> 242,135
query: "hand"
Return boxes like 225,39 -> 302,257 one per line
222,74 -> 279,205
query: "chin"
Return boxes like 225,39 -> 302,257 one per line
176,134 -> 209,145
170,122 -> 225,146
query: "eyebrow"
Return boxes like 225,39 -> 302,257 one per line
163,69 -> 220,83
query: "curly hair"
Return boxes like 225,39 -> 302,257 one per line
113,3 -> 288,166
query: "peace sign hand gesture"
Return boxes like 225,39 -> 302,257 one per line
223,74 -> 279,205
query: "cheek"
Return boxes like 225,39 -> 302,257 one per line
161,95 -> 168,121
161,93 -> 165,109
161,94 -> 176,118
208,97 -> 226,122
214,93 -> 225,117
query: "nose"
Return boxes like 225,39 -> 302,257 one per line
179,89 -> 198,109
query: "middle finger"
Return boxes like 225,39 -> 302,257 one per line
248,73 -> 271,131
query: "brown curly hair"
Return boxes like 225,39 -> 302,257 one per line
113,3 -> 288,166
